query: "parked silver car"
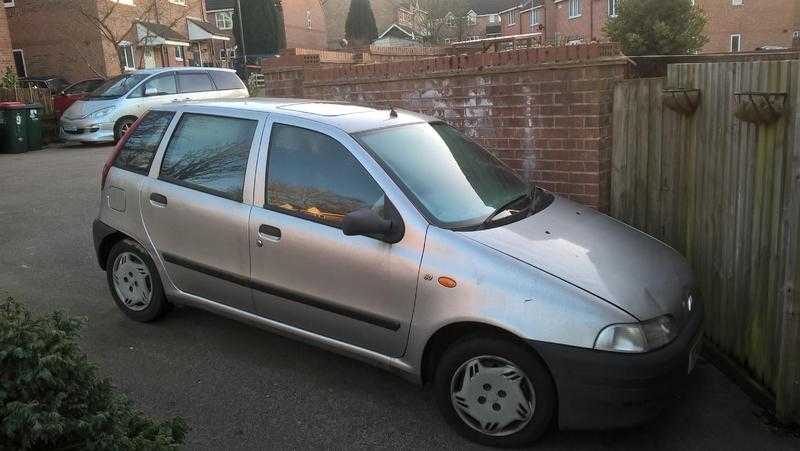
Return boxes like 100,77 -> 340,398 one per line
93,99 -> 703,447
61,67 -> 248,144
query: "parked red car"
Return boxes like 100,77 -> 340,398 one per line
54,78 -> 105,118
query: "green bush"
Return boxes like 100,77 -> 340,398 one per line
0,298 -> 187,450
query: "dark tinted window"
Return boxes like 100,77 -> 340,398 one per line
113,111 -> 175,174
210,71 -> 245,90
64,79 -> 100,94
160,114 -> 257,202
130,73 -> 177,98
177,73 -> 215,93
266,124 -> 385,226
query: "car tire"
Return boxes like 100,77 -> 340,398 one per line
106,239 -> 169,322
433,335 -> 556,448
113,116 -> 137,143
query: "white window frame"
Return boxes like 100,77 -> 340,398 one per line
794,30 -> 800,39
446,13 -> 456,28
3,0 -> 15,8
531,7 -> 542,26
608,0 -> 619,17
118,42 -> 136,70
466,11 -> 477,25
175,45 -> 185,61
112,0 -> 135,5
488,14 -> 500,24
732,0 -> 743,6
506,10 -> 517,26
730,34 -> 741,52
12,49 -> 26,77
306,10 -> 312,29
169,0 -> 187,5
215,10 -> 233,30
569,0 -> 582,19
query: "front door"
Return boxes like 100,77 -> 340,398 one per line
141,108 -> 264,311
143,47 -> 156,68
249,118 -> 423,357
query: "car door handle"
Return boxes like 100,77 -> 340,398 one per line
149,193 -> 168,206
258,224 -> 281,242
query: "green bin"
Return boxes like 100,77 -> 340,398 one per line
0,103 -> 28,154
25,103 -> 44,151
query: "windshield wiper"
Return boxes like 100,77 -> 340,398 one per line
480,191 -> 532,228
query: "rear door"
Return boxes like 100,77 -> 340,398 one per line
140,107 -> 265,311
176,71 -> 217,101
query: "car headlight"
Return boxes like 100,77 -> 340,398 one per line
85,107 -> 114,119
594,315 -> 678,353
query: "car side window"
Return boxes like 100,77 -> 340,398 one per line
159,113 -> 257,202
64,80 -> 92,94
265,124 -> 386,227
113,111 -> 175,174
209,71 -> 245,90
177,73 -> 215,93
130,74 -> 177,98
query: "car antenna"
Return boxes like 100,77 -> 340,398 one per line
389,106 -> 398,118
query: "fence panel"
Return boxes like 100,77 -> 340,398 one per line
611,61 -> 800,422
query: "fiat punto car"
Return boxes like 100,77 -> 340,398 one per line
93,99 -> 703,447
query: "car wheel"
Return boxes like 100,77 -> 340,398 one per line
113,116 -> 137,143
106,239 -> 169,322
433,335 -> 556,447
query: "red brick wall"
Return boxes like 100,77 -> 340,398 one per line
282,0 -> 327,49
263,43 -> 625,211
697,0 -> 798,53
0,6 -> 13,72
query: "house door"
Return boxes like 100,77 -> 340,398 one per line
144,47 -> 156,68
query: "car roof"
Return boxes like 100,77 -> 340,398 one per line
163,98 -> 433,134
130,66 -> 237,75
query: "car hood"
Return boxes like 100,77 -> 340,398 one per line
462,196 -> 693,321
63,98 -> 117,120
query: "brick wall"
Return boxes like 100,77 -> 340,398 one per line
697,0 -> 798,53
0,6 -> 13,72
263,43 -> 626,211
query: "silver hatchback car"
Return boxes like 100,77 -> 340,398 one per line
93,99 -> 703,447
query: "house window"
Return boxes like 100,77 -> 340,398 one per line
398,10 -> 412,26
118,43 -> 135,70
794,31 -> 800,39
444,38 -> 452,44
730,34 -> 741,52
488,14 -> 500,24
169,0 -> 187,5
306,10 -> 312,29
608,0 -> 619,17
466,11 -> 477,25
531,7 -> 542,26
215,11 -> 233,30
732,0 -> 743,5
506,10 -> 517,26
12,49 -> 25,77
175,45 -> 185,61
446,13 -> 456,27
3,0 -> 15,7
569,0 -> 582,19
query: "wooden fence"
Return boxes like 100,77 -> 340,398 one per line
0,86 -> 55,116
611,60 -> 800,423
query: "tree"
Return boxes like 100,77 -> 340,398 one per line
345,0 -> 378,45
419,0 -> 470,44
604,0 -> 708,56
234,0 -> 286,58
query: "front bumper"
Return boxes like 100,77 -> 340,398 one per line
60,117 -> 115,143
529,305 -> 704,430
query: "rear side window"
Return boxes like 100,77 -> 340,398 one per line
209,71 -> 245,90
159,113 -> 258,202
113,111 -> 175,174
177,73 -> 215,93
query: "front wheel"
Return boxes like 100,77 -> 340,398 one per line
433,336 -> 556,447
113,116 -> 137,143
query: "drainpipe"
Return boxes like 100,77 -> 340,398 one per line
237,0 -> 247,64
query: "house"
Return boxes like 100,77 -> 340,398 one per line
205,0 -> 327,52
439,0 -> 524,44
0,2 -> 13,76
323,0 -> 425,49
696,0 -> 800,53
4,0 -> 219,82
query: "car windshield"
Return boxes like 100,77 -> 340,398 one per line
86,74 -> 148,99
357,122 -> 540,229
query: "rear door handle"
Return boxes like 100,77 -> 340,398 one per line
258,224 -> 281,242
149,193 -> 168,206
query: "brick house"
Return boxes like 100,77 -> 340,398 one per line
696,0 -> 800,53
4,0 -> 220,82
206,0 -> 327,52
324,0 -> 431,49
0,2 -> 13,75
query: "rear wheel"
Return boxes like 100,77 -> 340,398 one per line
106,239 -> 169,322
433,335 -> 556,447
113,116 -> 137,143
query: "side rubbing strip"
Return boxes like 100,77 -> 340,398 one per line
162,253 -> 401,331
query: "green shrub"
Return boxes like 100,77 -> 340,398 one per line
0,298 -> 187,450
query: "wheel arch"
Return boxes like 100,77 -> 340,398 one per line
97,230 -> 131,270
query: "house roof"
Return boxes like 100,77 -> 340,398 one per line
467,0 -> 524,15
136,21 -> 189,43
187,18 -> 232,41
188,18 -> 230,37
378,23 -> 415,40
205,0 -> 235,11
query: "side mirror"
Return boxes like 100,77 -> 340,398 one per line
342,207 -> 403,244
144,86 -> 158,97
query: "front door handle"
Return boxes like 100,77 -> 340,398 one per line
258,224 -> 281,241
149,192 -> 168,206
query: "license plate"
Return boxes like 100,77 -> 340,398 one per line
688,339 -> 701,374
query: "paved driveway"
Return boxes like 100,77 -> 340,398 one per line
0,144 -> 797,450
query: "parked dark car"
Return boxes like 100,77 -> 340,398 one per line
20,76 -> 70,93
54,78 -> 105,118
